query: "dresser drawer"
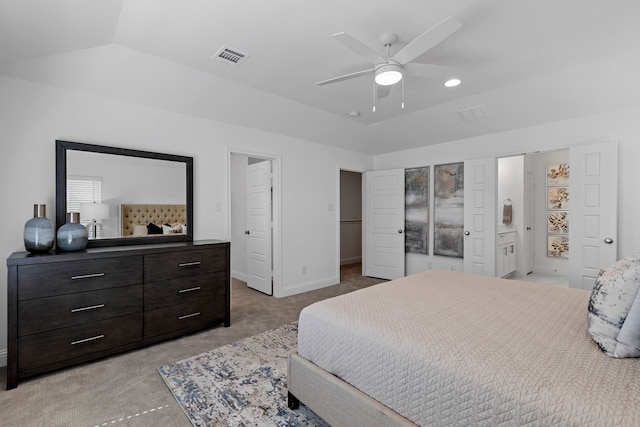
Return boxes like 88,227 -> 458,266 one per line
144,298 -> 226,338
18,314 -> 142,372
18,256 -> 143,300
144,272 -> 227,311
144,247 -> 227,282
18,285 -> 143,336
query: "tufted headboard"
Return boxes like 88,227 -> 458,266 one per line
120,204 -> 187,237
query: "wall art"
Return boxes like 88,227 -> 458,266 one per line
547,235 -> 569,258
547,186 -> 569,210
405,167 -> 429,254
547,211 -> 569,234
546,163 -> 570,186
433,162 -> 464,258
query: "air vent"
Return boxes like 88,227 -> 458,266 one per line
457,105 -> 488,122
212,46 -> 249,66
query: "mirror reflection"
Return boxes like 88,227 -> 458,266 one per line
66,151 -> 187,239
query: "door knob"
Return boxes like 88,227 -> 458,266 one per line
244,230 -> 250,235
604,238 -> 614,244
464,231 -> 470,236
398,229 -> 403,234
526,227 -> 532,231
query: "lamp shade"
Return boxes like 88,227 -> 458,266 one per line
79,202 -> 109,221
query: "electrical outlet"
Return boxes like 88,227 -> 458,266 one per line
302,265 -> 307,274
427,262 -> 432,269
450,264 -> 455,271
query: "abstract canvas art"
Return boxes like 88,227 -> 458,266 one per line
546,163 -> 570,186
547,187 -> 569,210
547,211 -> 569,233
433,162 -> 464,258
405,167 -> 429,254
548,235 -> 569,258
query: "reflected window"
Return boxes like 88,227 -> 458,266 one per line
67,175 -> 104,237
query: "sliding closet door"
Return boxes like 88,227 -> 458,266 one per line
463,158 -> 497,276
363,169 -> 405,280
568,141 -> 618,290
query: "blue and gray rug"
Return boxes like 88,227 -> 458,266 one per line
157,322 -> 328,427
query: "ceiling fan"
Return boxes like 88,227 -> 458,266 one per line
317,16 -> 462,110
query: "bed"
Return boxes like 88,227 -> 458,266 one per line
288,269 -> 640,426
120,203 -> 187,237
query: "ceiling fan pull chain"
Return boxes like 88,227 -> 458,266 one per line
401,77 -> 405,109
373,79 -> 377,112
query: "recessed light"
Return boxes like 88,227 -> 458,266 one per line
444,78 -> 462,88
349,111 -> 361,117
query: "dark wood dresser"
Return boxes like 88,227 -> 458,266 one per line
6,240 -> 230,389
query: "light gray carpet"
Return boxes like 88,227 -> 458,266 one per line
0,264 -> 382,426
158,322 -> 327,427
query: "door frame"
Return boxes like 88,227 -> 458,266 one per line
227,148 -> 282,297
335,165 -> 366,281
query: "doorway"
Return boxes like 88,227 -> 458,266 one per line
229,151 -> 281,296
339,169 -> 363,281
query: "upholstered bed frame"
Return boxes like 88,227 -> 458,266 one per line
120,204 -> 186,237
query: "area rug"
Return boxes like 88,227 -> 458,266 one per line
157,322 -> 329,427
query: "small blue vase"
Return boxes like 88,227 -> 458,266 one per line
24,204 -> 55,253
57,212 -> 88,251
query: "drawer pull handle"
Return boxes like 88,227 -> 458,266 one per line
71,334 -> 105,345
71,273 -> 105,280
178,261 -> 202,268
71,304 -> 105,313
178,312 -> 201,320
179,287 -> 202,294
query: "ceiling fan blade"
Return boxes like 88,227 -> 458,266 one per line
391,16 -> 462,65
333,32 -> 386,64
377,84 -> 392,99
316,68 -> 375,86
404,63 -> 459,79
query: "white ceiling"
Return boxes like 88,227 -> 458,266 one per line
1,0 -> 639,155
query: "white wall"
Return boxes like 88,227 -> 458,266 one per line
375,106 -> 640,276
0,75 -> 374,365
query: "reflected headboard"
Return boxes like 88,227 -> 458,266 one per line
121,204 -> 187,237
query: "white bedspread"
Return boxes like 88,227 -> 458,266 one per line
298,269 -> 640,426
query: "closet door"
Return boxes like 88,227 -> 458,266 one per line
463,158 -> 497,276
363,169 -> 405,280
569,141 -> 618,290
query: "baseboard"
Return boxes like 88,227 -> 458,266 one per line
0,348 -> 7,367
231,270 -> 248,283
279,276 -> 339,298
532,266 -> 569,275
340,257 -> 361,266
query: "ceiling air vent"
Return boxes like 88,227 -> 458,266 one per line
457,105 -> 488,122
212,46 -> 249,67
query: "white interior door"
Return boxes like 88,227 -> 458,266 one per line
246,160 -> 272,295
524,170 -> 535,274
463,158 -> 496,276
364,169 -> 405,280
569,141 -> 618,290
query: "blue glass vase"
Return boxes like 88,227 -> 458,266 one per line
57,212 -> 88,251
24,204 -> 55,253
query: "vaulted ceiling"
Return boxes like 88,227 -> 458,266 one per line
1,0 -> 639,154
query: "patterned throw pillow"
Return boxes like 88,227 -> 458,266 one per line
587,254 -> 640,358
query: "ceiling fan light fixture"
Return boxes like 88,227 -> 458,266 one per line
375,63 -> 403,86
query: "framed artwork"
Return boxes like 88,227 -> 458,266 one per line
547,235 -> 569,258
547,211 -> 569,234
546,163 -> 570,186
547,187 -> 569,210
405,167 -> 429,254
433,162 -> 464,258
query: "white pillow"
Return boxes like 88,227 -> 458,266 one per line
132,224 -> 148,236
587,254 -> 640,358
162,224 -> 172,234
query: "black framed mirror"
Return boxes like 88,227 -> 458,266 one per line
56,140 -> 193,248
